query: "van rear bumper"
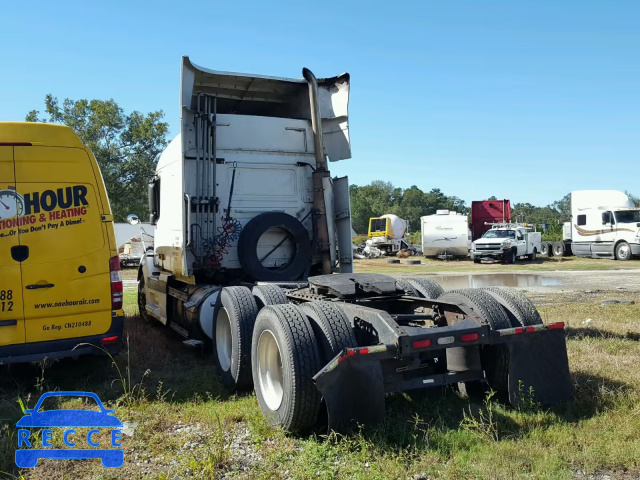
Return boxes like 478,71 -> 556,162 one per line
0,315 -> 124,365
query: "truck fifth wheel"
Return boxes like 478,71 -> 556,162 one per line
137,58 -> 572,432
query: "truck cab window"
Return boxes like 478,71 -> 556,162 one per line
577,214 -> 586,226
602,212 -> 614,225
517,231 -> 524,240
614,210 -> 640,223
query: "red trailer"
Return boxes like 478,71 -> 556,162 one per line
471,200 -> 511,240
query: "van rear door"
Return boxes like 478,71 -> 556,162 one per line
14,146 -> 114,343
0,146 -> 26,346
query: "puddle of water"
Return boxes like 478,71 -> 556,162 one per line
430,273 -> 562,290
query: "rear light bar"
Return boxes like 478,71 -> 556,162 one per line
109,256 -> 123,310
101,336 -> 119,345
461,333 -> 479,342
502,322 -> 566,337
338,347 -> 371,364
413,339 -> 431,349
548,322 -> 565,330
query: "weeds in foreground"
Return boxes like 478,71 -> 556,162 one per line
461,391 -> 500,442
515,380 -> 541,412
75,335 -> 150,414
184,414 -> 235,477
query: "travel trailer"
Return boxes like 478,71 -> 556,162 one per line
421,210 -> 469,258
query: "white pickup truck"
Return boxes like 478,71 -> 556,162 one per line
471,224 -> 541,264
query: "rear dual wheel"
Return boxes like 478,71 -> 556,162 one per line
252,302 -> 356,432
213,287 -> 259,390
439,289 -> 512,396
394,276 -> 444,299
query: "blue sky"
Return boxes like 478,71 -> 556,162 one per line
2,1 -> 639,207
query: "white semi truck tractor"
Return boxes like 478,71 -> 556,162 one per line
554,190 -> 640,260
136,57 -> 572,433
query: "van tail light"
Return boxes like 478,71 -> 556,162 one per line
109,256 -> 123,310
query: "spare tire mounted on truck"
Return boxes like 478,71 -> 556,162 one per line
238,212 -> 312,282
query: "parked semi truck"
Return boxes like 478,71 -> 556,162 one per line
471,199 -> 511,241
470,223 -> 541,264
364,214 -> 410,256
552,190 -> 640,260
421,210 -> 470,258
137,57 -> 572,432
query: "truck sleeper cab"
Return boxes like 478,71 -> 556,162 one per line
0,123 -> 123,364
565,191 -> 640,260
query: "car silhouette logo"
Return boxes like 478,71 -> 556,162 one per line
15,391 -> 124,468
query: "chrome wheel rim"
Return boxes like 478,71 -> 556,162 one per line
215,308 -> 232,372
618,244 -> 630,259
257,329 -> 284,411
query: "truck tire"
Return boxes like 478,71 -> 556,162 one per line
213,287 -> 259,390
252,284 -> 289,309
473,258 -> 481,264
615,241 -> 632,261
406,259 -> 421,265
540,242 -> 550,257
527,248 -> 537,261
137,276 -> 153,324
394,277 -> 420,297
439,289 -> 511,395
251,304 -> 322,432
299,302 -> 357,363
387,259 -> 400,264
237,212 -> 312,282
485,287 -> 543,326
439,289 -> 511,331
552,241 -> 565,257
481,287 -> 542,327
405,276 -> 444,299
502,248 -> 516,264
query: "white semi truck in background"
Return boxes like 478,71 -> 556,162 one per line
555,190 -> 640,260
421,210 -> 470,259
135,57 -> 571,433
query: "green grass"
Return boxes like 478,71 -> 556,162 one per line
1,288 -> 639,479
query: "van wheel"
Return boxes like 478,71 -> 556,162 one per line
616,241 -> 632,261
252,304 -> 322,432
213,287 -> 258,390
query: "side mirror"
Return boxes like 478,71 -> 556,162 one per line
127,214 -> 140,225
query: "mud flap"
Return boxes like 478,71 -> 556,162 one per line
314,356 -> 386,431
507,331 -> 572,407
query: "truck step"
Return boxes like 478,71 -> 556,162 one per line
183,339 -> 205,348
